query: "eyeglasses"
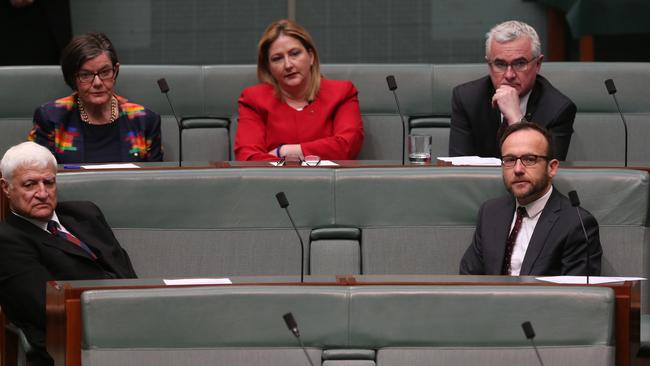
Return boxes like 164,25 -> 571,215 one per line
76,67 -> 115,83
274,155 -> 321,167
487,56 -> 539,73
302,155 -> 321,167
501,154 -> 549,167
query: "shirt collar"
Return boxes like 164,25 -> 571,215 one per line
516,185 -> 553,219
12,210 -> 61,232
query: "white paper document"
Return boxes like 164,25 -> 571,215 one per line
437,156 -> 502,166
302,160 -> 338,166
536,276 -> 646,284
79,163 -> 140,169
269,160 -> 338,167
164,278 -> 232,285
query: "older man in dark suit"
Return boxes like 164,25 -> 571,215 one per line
449,20 -> 576,160
0,142 -> 136,366
459,122 -> 602,276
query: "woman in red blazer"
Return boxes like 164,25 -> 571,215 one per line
234,19 -> 364,161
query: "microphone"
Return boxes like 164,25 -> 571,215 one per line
521,321 -> 545,366
568,190 -> 591,284
386,75 -> 407,166
604,79 -> 629,167
283,312 -> 316,366
275,192 -> 305,283
157,78 -> 183,167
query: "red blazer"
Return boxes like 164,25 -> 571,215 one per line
235,78 -> 364,161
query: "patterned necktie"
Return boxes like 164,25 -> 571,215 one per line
47,220 -> 97,260
501,206 -> 527,275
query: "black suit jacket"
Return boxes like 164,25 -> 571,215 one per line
0,201 -> 136,361
449,75 -> 576,160
459,189 -> 602,276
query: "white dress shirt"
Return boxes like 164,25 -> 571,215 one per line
509,186 -> 553,275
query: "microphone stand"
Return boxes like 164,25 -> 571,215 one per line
157,78 -> 183,167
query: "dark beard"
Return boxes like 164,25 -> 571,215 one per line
508,173 -> 551,203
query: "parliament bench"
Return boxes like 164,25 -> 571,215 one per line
79,285 -> 615,366
52,166 -> 650,310
1,62 -> 650,163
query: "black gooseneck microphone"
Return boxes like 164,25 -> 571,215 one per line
157,78 -> 183,167
568,190 -> 591,284
521,321 -> 545,366
275,192 -> 305,283
386,75 -> 407,166
283,312 -> 316,366
604,79 -> 629,167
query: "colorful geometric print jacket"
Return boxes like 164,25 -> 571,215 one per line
28,94 -> 163,163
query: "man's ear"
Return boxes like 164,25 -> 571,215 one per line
1,178 -> 10,198
547,158 -> 559,179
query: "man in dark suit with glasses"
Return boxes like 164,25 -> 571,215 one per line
449,20 -> 576,160
459,122 -> 602,276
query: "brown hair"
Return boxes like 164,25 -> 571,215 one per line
499,121 -> 555,159
60,32 -> 119,90
256,19 -> 321,102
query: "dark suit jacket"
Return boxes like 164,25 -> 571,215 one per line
449,75 -> 576,160
459,189 -> 602,276
0,201 -> 136,362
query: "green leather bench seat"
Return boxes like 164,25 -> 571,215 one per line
55,167 -> 649,311
79,285 -> 615,366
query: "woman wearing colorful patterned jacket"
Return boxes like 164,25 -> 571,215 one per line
28,32 -> 162,163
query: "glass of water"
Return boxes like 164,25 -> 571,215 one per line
408,134 -> 432,164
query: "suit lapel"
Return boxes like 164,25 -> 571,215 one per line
58,213 -> 102,256
486,82 -> 501,128
488,196 -> 517,274
59,211 -> 124,275
6,214 -> 91,259
520,190 -> 562,275
524,76 -> 542,121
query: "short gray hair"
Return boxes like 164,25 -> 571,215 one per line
485,20 -> 541,59
0,142 -> 57,182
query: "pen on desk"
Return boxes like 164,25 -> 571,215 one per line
63,165 -> 81,169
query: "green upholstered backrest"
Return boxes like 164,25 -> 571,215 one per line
80,285 -> 614,366
56,167 -> 646,229
3,63 -> 650,163
347,285 -> 613,347
55,167 -> 649,302
0,66 -> 69,155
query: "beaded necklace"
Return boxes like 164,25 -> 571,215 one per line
78,96 -> 118,125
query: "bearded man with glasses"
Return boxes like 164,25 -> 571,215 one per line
28,32 -> 163,163
449,20 -> 576,160
459,122 -> 601,276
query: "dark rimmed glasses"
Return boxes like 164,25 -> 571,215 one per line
501,154 -> 549,167
274,155 -> 321,167
302,155 -> 321,167
76,67 -> 115,84
487,56 -> 540,73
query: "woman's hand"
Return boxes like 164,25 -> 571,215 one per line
268,144 -> 304,159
